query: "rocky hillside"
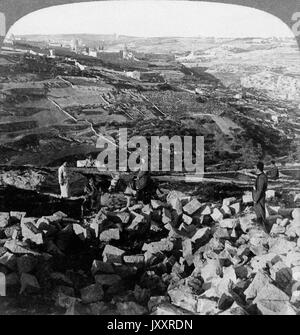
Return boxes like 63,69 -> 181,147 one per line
0,185 -> 300,315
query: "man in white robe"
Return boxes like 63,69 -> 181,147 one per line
58,162 -> 70,198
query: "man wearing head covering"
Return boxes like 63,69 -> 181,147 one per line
58,161 -> 70,198
252,161 -> 268,231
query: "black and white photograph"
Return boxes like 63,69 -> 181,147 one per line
0,0 -> 300,318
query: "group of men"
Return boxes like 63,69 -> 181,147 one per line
58,157 -> 280,233
57,157 -> 159,218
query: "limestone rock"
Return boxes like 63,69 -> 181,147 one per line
253,282 -> 290,315
17,254 -> 38,273
197,298 -> 219,314
91,260 -> 114,275
0,213 -> 10,228
211,208 -> 224,222
80,283 -> 104,303
0,252 -> 17,271
95,274 -> 122,287
219,218 -> 239,229
230,202 -> 241,215
243,192 -> 253,204
102,245 -> 125,264
20,273 -> 40,294
183,199 -> 202,216
148,296 -> 171,312
116,301 -> 147,315
222,197 -> 237,207
244,270 -> 271,300
99,228 -> 120,242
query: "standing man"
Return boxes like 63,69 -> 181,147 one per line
58,161 -> 70,198
253,161 -> 268,231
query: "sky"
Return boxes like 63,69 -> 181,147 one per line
7,0 -> 294,38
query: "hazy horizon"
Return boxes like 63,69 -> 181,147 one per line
6,1 -> 295,39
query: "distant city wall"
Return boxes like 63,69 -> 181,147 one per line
0,0 -> 299,48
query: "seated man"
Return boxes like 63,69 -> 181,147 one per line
81,177 -> 101,216
267,160 -> 279,180
85,154 -> 95,168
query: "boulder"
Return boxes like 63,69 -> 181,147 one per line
20,273 -> 40,294
199,259 -> 222,282
278,218 -> 290,227
4,240 -> 40,255
102,245 -> 125,264
116,301 -> 147,315
127,213 -> 146,231
123,254 -> 145,267
219,302 -> 248,315
50,272 -> 73,286
270,262 -> 292,292
230,203 -> 241,215
73,224 -> 88,239
80,283 -> 104,304
10,212 -> 26,223
191,227 -> 211,247
266,190 -> 276,201
182,239 -> 193,266
99,228 -> 120,242
162,208 -> 172,225
196,298 -> 219,314
219,218 -> 239,229
250,253 -> 279,273
95,274 -> 122,287
148,296 -> 171,312
270,224 -> 285,235
201,206 -> 211,216
222,197 -> 236,207
91,260 -> 114,275
89,301 -> 117,315
292,266 -> 300,281
167,196 -> 183,216
221,205 -> 232,217
239,214 -> 256,233
21,220 -> 43,245
183,199 -> 202,216
218,293 -> 234,310
142,239 -> 174,255
4,225 -> 20,239
213,227 -> 231,240
215,266 -> 237,296
291,290 -> 300,307
211,208 -> 223,222
269,238 -> 296,255
0,252 -> 17,271
152,303 -> 196,315
292,208 -> 300,222
254,282 -> 296,315
151,199 -> 165,209
0,213 -> 10,229
182,214 -> 193,225
243,192 -> 253,204
168,286 -> 198,313
17,255 -> 38,273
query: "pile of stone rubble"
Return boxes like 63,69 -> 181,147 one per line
0,188 -> 300,315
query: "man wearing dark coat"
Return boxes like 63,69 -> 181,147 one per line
253,161 -> 268,231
